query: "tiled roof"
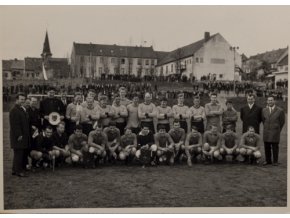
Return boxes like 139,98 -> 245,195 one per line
73,43 -> 158,59
157,34 -> 218,66
277,54 -> 288,66
24,57 -> 42,71
2,60 -> 13,70
11,60 -> 24,69
155,51 -> 170,61
24,57 -> 69,77
249,48 -> 287,64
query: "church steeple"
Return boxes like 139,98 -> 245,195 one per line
41,31 -> 52,59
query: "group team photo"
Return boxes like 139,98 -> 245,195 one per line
1,5 -> 289,211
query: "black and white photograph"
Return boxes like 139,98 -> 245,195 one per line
0,5 -> 289,212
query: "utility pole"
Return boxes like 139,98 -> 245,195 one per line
230,46 -> 239,94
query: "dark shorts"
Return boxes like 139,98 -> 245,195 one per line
116,121 -> 127,135
82,123 -> 93,136
131,127 -> 141,135
191,121 -> 204,133
157,123 -> 170,133
179,120 -> 188,133
140,121 -> 155,134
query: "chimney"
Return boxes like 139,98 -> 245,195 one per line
204,32 -> 210,42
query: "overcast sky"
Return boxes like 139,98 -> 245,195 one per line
0,6 -> 289,60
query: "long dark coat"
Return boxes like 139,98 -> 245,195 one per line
9,104 -> 30,149
240,104 -> 262,133
262,106 -> 285,143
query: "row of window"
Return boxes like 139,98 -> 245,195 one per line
80,56 -> 155,66
81,67 -> 154,75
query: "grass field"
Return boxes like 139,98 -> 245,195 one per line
2,110 -> 287,210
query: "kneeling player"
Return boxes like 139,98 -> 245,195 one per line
202,125 -> 223,163
136,125 -> 157,167
104,121 -> 121,162
154,125 -> 175,165
220,125 -> 239,162
68,125 -> 89,165
119,127 -> 137,163
88,124 -> 107,167
185,126 -> 202,166
51,122 -> 71,165
168,120 -> 186,163
239,126 -> 262,164
30,125 -> 59,168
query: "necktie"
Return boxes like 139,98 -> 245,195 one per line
269,107 -> 272,114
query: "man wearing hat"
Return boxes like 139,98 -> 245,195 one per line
172,93 -> 190,133
112,95 -> 128,135
98,95 -> 115,128
156,97 -> 173,133
138,92 -> 157,133
39,87 -> 65,130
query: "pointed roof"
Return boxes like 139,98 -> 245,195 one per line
41,31 -> 52,57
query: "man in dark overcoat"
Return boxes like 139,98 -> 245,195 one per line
9,93 -> 30,177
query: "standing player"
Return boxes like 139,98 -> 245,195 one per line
138,92 -> 157,133
39,87 -> 65,129
239,126 -> 262,164
172,93 -> 190,133
88,124 -> 107,167
220,124 -> 239,162
205,92 -> 223,132
154,125 -> 175,165
103,121 -> 121,162
66,93 -> 83,135
112,95 -> 128,135
188,96 -> 206,134
222,100 -> 238,132
77,96 -> 100,136
118,87 -> 132,107
126,94 -> 140,135
168,120 -> 186,162
202,125 -> 223,163
156,97 -> 173,133
98,95 -> 115,128
81,89 -> 99,108
184,126 -> 203,166
119,127 -> 137,163
68,125 -> 89,165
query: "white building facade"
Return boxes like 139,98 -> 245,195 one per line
156,32 -> 242,81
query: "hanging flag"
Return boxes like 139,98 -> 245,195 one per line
42,62 -> 48,80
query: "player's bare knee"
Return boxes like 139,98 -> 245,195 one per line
254,151 -> 261,159
213,150 -> 220,158
150,144 -> 157,152
136,150 -> 141,158
119,152 -> 126,160
156,150 -> 162,156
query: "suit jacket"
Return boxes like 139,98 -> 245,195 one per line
9,104 -> 30,149
262,106 -> 285,143
240,104 -> 262,133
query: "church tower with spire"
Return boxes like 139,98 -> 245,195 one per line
41,31 -> 52,60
